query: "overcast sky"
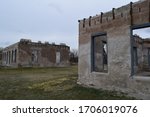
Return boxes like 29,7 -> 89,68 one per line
0,0 -> 139,49
133,27 -> 150,38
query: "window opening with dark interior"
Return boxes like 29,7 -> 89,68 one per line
91,33 -> 108,72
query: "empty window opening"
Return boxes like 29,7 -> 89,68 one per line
91,33 -> 108,72
14,49 -> 17,63
31,50 -> 38,63
56,52 -> 61,64
12,50 -> 15,63
9,51 -> 11,64
2,52 -> 6,62
31,53 -> 34,62
139,8 -> 141,12
11,50 -> 14,63
4,53 -> 6,62
121,13 -> 123,17
6,52 -> 8,64
132,25 -> 150,76
106,17 -> 108,22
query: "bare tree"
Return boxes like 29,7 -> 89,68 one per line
70,49 -> 78,64
0,47 -> 3,51
0,47 -> 3,66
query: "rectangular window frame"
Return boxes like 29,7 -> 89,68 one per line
131,23 -> 150,76
91,32 -> 108,73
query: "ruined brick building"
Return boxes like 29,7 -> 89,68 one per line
2,39 -> 70,67
78,0 -> 150,99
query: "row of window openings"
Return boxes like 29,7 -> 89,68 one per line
91,36 -> 150,74
91,35 -> 148,74
3,50 -> 17,64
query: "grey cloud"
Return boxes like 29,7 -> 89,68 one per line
0,0 -> 139,49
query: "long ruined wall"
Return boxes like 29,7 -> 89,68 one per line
78,0 -> 150,99
2,40 -> 70,67
18,41 -> 70,67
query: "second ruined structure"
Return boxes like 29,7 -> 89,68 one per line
2,39 -> 70,67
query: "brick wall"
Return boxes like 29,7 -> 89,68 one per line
2,40 -> 70,67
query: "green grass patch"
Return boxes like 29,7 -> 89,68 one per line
0,65 -> 134,100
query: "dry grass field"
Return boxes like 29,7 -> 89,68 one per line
0,65 -> 134,100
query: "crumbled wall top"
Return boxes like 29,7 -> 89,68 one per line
79,0 -> 150,32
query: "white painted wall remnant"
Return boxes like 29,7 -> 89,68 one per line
56,52 -> 60,64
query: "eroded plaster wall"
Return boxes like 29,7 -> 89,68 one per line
78,0 -> 150,99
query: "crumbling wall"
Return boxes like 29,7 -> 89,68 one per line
18,40 -> 70,67
78,0 -> 150,99
2,39 -> 70,68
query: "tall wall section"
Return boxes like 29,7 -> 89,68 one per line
78,0 -> 150,99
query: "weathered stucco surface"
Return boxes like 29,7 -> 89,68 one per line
78,0 -> 150,99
